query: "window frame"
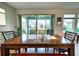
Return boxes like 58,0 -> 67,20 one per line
76,14 -> 79,33
63,14 -> 75,32
0,8 -> 6,26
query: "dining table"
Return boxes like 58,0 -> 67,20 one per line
1,36 -> 75,56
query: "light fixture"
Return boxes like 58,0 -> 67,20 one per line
57,17 -> 62,26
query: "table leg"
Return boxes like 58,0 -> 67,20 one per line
25,48 -> 27,52
1,48 -> 9,56
68,46 -> 74,56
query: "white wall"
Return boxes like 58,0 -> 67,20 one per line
16,8 -> 79,36
0,3 -> 17,31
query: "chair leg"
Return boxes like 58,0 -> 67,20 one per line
53,48 -> 58,53
15,49 -> 20,53
25,48 -> 27,52
18,49 -> 20,53
53,48 -> 55,53
58,51 -> 61,54
45,48 -> 49,53
35,48 -> 38,53
58,49 -> 62,54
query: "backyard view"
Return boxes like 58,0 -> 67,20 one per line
63,14 -> 79,32
63,14 -> 75,32
21,15 -> 53,41
63,19 -> 74,32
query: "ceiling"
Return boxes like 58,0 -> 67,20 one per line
5,2 -> 79,10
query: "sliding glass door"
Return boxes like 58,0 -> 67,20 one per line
21,15 -> 54,41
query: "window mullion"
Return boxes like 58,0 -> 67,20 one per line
74,14 -> 78,32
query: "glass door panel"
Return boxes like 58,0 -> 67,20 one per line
21,16 -> 28,42
76,19 -> 79,32
37,19 -> 46,34
45,20 -> 51,30
28,19 -> 36,39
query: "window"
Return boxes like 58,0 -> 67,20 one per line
0,8 -> 6,25
63,14 -> 75,32
0,32 -> 5,43
76,15 -> 79,32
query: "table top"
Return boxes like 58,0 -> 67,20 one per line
3,36 -> 73,45
20,37 -> 72,45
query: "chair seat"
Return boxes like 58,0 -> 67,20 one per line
59,48 -> 67,52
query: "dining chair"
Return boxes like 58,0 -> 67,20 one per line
0,32 -> 5,43
2,31 -> 16,41
58,31 -> 77,54
64,31 -> 77,42
1,31 -> 20,53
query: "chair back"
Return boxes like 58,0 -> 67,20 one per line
2,31 -> 16,41
47,29 -> 53,36
64,31 -> 77,43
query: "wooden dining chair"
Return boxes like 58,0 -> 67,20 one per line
58,31 -> 77,54
2,31 -> 16,41
64,31 -> 77,43
1,31 -> 20,53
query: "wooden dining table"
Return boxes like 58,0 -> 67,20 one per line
1,36 -> 75,56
